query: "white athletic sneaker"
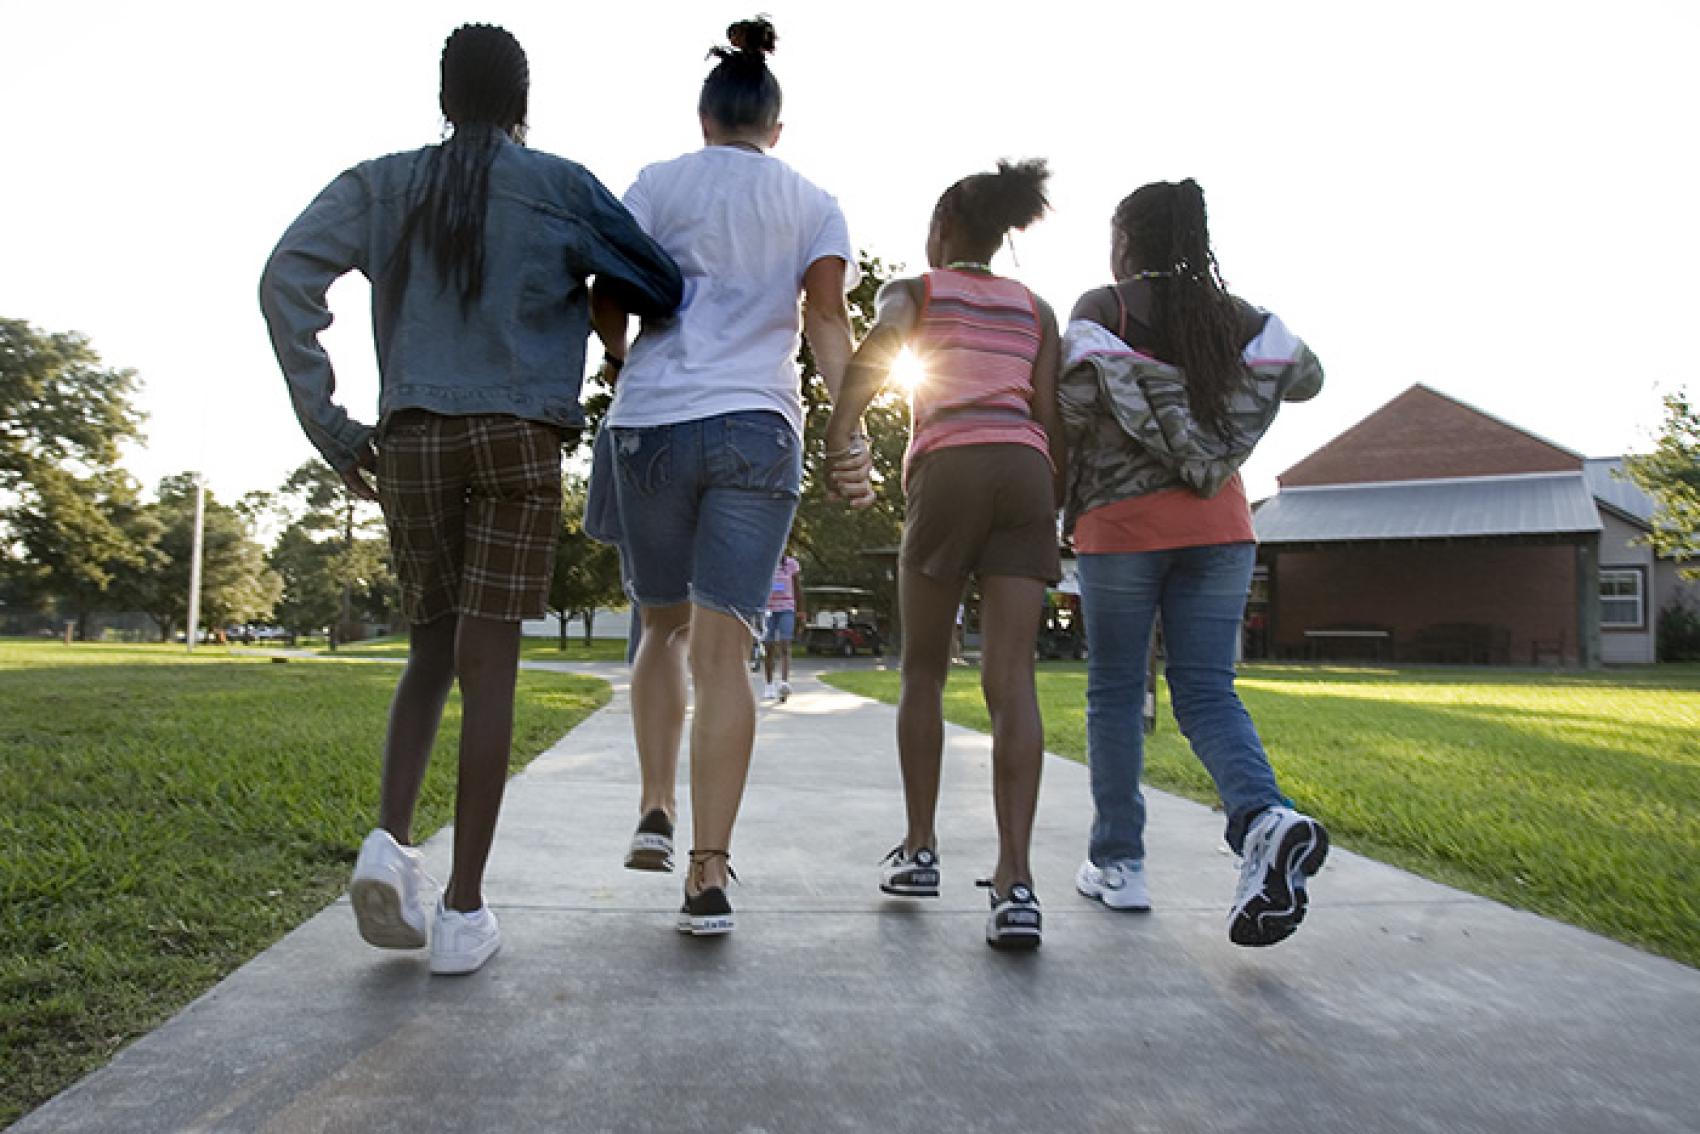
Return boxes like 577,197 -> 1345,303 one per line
1228,806 -> 1329,947
349,828 -> 433,949
762,682 -> 777,701
777,681 -> 791,703
1075,859 -> 1152,911
430,900 -> 502,974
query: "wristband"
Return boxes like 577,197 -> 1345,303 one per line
603,352 -> 625,374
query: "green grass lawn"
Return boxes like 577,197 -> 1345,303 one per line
824,662 -> 1700,968
316,635 -> 632,663
0,640 -> 609,1127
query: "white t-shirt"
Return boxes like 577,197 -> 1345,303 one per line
607,147 -> 858,437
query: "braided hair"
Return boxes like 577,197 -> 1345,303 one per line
395,24 -> 529,316
699,17 -> 782,132
935,158 -> 1051,259
1112,180 -> 1244,438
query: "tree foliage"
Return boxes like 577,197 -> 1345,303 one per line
0,318 -> 154,631
0,318 -> 144,488
264,460 -> 397,642
549,477 -> 625,647
135,474 -> 278,640
1625,392 -> 1700,572
575,252 -> 909,631
792,254 -> 908,622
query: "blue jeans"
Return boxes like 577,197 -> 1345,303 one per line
612,411 -> 801,634
1077,542 -> 1283,862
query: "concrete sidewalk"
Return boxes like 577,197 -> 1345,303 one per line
17,663 -> 1700,1133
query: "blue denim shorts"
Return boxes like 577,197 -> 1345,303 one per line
611,410 -> 801,634
764,609 -> 797,643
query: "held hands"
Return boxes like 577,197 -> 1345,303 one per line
339,441 -> 380,503
823,428 -> 877,510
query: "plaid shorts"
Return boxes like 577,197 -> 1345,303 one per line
378,411 -> 563,624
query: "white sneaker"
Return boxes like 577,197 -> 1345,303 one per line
1228,806 -> 1329,947
1075,859 -> 1152,911
777,681 -> 791,703
762,682 -> 777,701
430,900 -> 502,974
349,829 -> 433,949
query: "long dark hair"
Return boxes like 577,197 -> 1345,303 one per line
699,17 -> 781,132
394,24 -> 529,317
936,159 -> 1051,257
1113,180 -> 1244,437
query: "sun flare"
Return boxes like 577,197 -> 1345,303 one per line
888,348 -> 927,395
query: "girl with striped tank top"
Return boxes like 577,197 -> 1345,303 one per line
824,160 -> 1063,949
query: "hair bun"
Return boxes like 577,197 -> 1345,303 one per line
726,15 -> 778,56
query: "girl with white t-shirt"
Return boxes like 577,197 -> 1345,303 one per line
592,17 -> 856,936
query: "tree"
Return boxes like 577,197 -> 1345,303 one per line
548,477 -> 625,648
572,253 -> 908,627
136,474 -> 278,641
0,318 -> 154,634
790,254 -> 907,621
0,318 -> 144,490
268,459 -> 396,645
1625,392 -> 1700,574
4,468 -> 162,639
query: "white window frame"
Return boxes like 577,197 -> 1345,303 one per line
1599,567 -> 1647,630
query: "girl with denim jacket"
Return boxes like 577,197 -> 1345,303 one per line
591,17 -> 857,936
260,24 -> 680,975
1060,179 -> 1328,947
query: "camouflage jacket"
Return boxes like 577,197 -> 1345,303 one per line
1059,313 -> 1323,535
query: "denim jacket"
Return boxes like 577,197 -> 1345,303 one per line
260,132 -> 682,470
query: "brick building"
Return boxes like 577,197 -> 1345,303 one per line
1249,385 -> 1690,666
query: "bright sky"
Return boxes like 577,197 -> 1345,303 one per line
3,1 -> 1696,505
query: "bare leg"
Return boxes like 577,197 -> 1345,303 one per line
762,635 -> 776,684
978,575 -> 1047,895
896,568 -> 965,855
778,640 -> 792,684
377,615 -> 458,843
442,615 -> 523,912
685,606 -> 758,892
632,602 -> 691,821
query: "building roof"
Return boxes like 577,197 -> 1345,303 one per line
1279,384 -> 1584,488
1254,471 -> 1603,544
1583,457 -> 1657,527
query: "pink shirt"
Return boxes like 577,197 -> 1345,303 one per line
767,556 -> 801,612
905,269 -> 1050,483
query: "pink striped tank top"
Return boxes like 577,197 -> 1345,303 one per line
906,269 -> 1050,483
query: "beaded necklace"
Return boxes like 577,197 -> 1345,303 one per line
945,260 -> 993,274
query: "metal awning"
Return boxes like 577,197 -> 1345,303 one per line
1254,472 -> 1602,544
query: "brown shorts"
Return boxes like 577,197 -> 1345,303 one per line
902,443 -> 1061,584
378,411 -> 563,625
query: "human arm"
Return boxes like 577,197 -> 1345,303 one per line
257,167 -> 376,479
820,278 -> 921,508
591,284 -> 629,365
802,255 -> 854,401
1030,297 -> 1066,507
573,172 -> 683,321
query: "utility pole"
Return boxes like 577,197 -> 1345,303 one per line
186,473 -> 206,653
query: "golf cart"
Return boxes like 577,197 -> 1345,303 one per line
803,585 -> 884,657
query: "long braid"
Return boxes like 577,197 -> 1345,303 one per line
1116,180 -> 1244,438
392,25 -> 529,317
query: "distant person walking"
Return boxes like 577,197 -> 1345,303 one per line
259,24 -> 680,974
762,549 -> 803,702
825,160 -> 1062,949
1061,179 -> 1326,946
594,17 -> 857,936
